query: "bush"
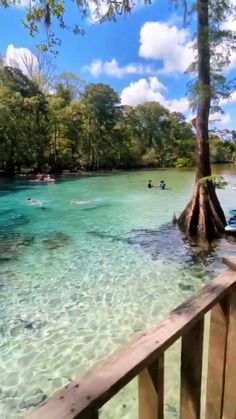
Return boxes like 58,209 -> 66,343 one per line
175,157 -> 193,168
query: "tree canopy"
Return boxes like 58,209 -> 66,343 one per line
0,61 -> 200,174
0,61 -> 234,175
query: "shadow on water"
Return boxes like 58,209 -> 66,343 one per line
0,233 -> 35,263
42,232 -> 71,250
81,203 -> 112,212
88,223 -> 225,278
0,213 -> 30,228
0,179 -> 37,196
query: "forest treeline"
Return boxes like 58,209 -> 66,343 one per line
0,63 -> 235,174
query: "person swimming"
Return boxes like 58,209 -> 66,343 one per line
43,174 -> 55,183
147,180 -> 154,189
159,180 -> 166,190
27,197 -> 43,206
71,200 -> 91,205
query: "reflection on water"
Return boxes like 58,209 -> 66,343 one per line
0,166 -> 236,418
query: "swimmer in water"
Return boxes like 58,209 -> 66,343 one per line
147,180 -> 154,189
27,197 -> 42,206
159,180 -> 166,190
71,200 -> 90,205
44,174 -> 55,182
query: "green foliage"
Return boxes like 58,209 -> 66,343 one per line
198,174 -> 228,188
175,157 -> 193,168
0,0 -> 142,51
0,62 -> 233,175
210,133 -> 235,163
186,0 -> 236,113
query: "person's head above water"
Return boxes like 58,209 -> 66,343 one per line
27,197 -> 32,201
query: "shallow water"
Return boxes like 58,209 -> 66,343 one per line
0,167 -> 236,418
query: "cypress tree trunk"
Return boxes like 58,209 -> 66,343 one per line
178,0 -> 226,243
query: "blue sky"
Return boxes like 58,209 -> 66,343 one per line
1,0 -> 236,129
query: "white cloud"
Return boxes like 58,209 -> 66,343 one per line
139,22 -> 194,75
210,112 -> 231,127
167,97 -> 190,113
5,44 -> 39,76
88,1 -> 109,23
121,77 -> 190,113
84,59 -> 103,77
83,58 -> 158,78
121,78 -> 165,106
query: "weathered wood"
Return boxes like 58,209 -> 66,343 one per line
205,297 -> 229,419
222,257 -> 236,271
89,411 -> 99,419
139,355 -> 164,419
157,355 -> 164,419
222,287 -> 236,419
180,317 -> 204,419
25,264 -> 236,419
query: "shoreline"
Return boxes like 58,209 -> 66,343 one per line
0,162 -> 234,179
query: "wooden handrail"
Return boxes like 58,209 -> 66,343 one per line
25,258 -> 236,419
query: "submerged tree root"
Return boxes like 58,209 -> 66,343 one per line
177,180 -> 226,244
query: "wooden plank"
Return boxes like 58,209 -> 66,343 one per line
157,355 -> 164,419
222,257 -> 236,271
180,317 -> 204,419
205,297 -> 229,419
222,287 -> 236,419
139,354 -> 164,419
25,266 -> 236,419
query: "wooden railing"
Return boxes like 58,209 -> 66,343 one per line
25,257 -> 236,419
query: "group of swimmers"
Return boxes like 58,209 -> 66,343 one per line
31,173 -> 55,183
27,197 -> 91,207
148,180 -> 166,190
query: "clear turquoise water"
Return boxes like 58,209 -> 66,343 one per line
0,167 -> 236,418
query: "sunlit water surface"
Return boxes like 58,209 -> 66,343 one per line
0,167 -> 236,418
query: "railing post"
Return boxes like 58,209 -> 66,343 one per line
222,287 -> 236,419
139,355 -> 164,419
180,317 -> 204,419
205,296 -> 230,419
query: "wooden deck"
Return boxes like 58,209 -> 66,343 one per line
25,257 -> 236,419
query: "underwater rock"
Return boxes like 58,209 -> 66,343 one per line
178,283 -> 195,292
42,232 -> 70,250
25,323 -> 33,331
87,230 -> 125,243
19,388 -> 47,409
9,326 -> 22,338
88,224 -> 221,277
81,203 -> 111,212
7,317 -> 47,338
0,234 -> 35,261
128,224 -> 219,276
